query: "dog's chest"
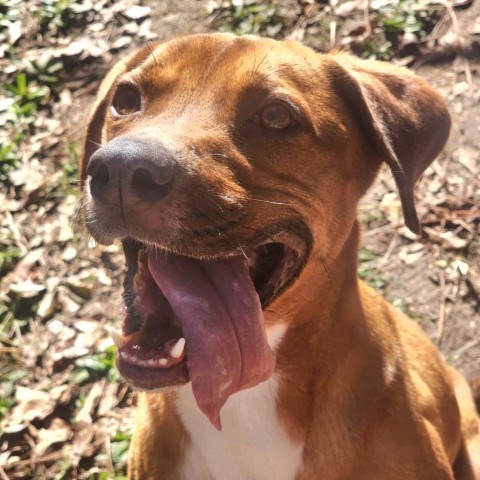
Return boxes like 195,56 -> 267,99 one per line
175,375 -> 304,480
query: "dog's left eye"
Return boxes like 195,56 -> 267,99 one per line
258,103 -> 294,130
112,87 -> 141,116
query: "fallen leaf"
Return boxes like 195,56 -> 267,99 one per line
34,418 -> 72,456
398,242 -> 425,264
423,227 -> 469,250
1,385 -> 70,433
75,379 -> 105,424
124,5 -> 151,20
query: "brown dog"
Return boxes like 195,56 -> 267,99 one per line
80,33 -> 480,479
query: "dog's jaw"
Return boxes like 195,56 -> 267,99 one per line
109,230 -> 308,429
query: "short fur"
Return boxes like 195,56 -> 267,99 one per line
80,34 -> 480,479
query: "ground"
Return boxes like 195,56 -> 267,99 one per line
0,1 -> 479,478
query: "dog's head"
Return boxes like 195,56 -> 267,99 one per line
80,33 -> 450,428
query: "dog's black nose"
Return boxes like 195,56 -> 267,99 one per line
87,137 -> 175,204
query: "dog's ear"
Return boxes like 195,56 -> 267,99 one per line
327,53 -> 450,234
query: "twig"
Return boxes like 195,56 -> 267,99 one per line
428,0 -> 472,85
450,337 -> 480,363
5,449 -> 67,467
376,235 -> 399,269
363,0 -> 372,37
436,270 -> 447,343
3,211 -> 28,256
104,434 -> 115,476
362,223 -> 396,238
0,466 -> 10,480
329,0 -> 337,49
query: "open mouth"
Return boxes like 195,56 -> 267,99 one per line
108,231 -> 308,428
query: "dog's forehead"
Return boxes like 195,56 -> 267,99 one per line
124,34 -> 320,93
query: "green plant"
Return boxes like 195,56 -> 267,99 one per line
5,73 -> 50,119
373,0 -> 428,37
357,247 -> 388,291
72,345 -> 119,384
94,430 -> 131,479
361,38 -> 394,61
35,0 -> 93,35
0,242 -> 21,276
391,297 -> 420,320
1,73 -> 51,180
110,431 -> 131,469
48,143 -> 80,197
24,56 -> 64,85
0,368 -> 28,421
211,0 -> 285,37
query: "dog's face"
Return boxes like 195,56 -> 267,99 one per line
80,33 -> 449,427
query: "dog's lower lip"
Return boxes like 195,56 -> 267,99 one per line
117,355 -> 189,391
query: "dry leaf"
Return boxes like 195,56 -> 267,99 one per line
75,380 -> 105,424
423,227 -> 469,250
124,5 -> 151,20
2,385 -> 70,433
34,418 -> 72,456
398,243 -> 425,265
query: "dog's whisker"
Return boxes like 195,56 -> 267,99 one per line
249,45 -> 276,82
248,198 -> 293,207
86,137 -> 103,148
319,255 -> 335,291
144,39 -> 158,67
209,153 -> 230,159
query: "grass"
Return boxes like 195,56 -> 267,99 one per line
210,0 -> 286,37
72,345 -> 120,384
361,0 -> 436,60
0,0 -> 96,183
357,247 -> 388,291
1,73 -> 51,181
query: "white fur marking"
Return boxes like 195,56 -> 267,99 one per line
177,374 -> 303,480
266,323 -> 287,351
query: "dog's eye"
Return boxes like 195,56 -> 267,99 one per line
258,103 -> 294,130
112,87 -> 141,116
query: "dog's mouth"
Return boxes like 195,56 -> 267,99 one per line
110,231 -> 308,429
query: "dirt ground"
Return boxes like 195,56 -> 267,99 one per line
1,1 -> 479,478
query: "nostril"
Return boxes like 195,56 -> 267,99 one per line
90,162 -> 110,197
131,166 -> 174,201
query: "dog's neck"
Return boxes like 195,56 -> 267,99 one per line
266,220 -> 363,330
265,221 -> 381,443
173,222 -> 380,479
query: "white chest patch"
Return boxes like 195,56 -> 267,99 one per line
176,325 -> 304,480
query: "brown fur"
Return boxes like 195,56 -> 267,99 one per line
81,33 -> 480,479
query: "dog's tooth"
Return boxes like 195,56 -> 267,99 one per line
148,359 -> 156,367
133,295 -> 143,308
170,337 -> 185,359
159,358 -> 168,367
105,326 -> 128,349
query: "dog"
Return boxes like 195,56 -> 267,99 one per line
80,33 -> 480,479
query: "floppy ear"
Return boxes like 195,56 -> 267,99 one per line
327,53 -> 450,234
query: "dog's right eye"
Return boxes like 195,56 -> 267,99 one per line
112,87 -> 141,116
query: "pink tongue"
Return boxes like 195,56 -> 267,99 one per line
148,253 -> 275,430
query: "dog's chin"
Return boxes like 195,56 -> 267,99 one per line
104,224 -> 310,394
